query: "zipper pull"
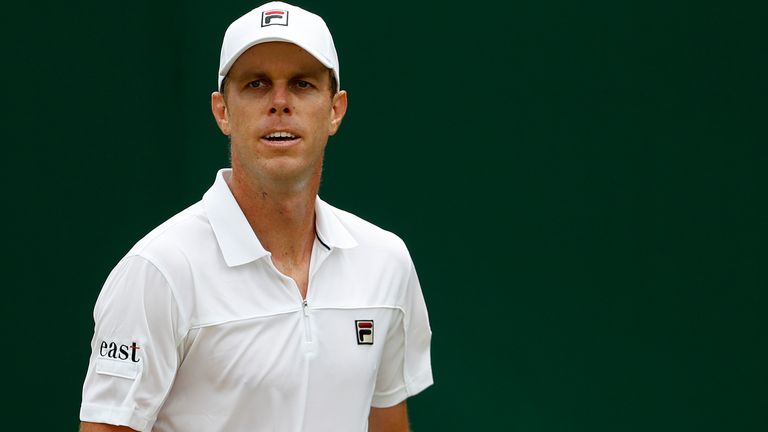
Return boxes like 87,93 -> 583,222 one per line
303,299 -> 309,316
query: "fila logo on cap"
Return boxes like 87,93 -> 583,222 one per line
355,320 -> 374,345
262,9 -> 288,27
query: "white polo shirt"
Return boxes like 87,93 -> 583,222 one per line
80,169 -> 433,432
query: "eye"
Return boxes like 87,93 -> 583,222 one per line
248,80 -> 265,88
296,80 -> 311,89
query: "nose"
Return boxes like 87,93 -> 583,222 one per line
269,85 -> 291,115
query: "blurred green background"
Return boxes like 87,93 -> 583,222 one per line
2,0 -> 766,430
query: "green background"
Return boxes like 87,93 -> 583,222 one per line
3,0 -> 766,430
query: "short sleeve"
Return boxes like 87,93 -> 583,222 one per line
371,263 -> 433,407
80,255 -> 185,431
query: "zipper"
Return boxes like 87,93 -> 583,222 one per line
266,255 -> 314,344
302,299 -> 313,343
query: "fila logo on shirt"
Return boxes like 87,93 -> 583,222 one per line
355,320 -> 374,345
262,9 -> 288,27
99,340 -> 141,363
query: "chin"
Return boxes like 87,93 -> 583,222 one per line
259,159 -> 319,185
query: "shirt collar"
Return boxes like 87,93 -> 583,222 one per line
203,169 -> 357,267
314,196 -> 358,250
203,169 -> 269,267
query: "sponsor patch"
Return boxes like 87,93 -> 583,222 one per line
99,340 -> 141,363
355,320 -> 374,345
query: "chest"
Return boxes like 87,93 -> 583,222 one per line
179,306 -> 398,390
174,249 -> 406,389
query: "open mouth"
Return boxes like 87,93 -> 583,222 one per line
263,131 -> 299,142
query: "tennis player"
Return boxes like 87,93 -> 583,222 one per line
79,2 -> 433,431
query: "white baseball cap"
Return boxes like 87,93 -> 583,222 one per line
217,1 -> 340,91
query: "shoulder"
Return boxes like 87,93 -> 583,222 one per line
99,201 -> 214,322
113,201 -> 217,300
329,203 -> 409,249
129,201 -> 208,251
322,201 -> 414,271
125,201 -> 211,268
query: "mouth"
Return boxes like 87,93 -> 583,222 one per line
263,131 -> 300,142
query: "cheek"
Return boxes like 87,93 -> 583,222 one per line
306,103 -> 335,131
228,112 -> 261,141
228,95 -> 268,123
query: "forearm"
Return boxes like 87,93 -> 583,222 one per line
80,422 -> 137,432
368,401 -> 410,432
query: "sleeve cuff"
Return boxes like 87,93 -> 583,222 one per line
371,369 -> 434,408
80,403 -> 152,431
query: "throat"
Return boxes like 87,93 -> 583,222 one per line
271,252 -> 311,298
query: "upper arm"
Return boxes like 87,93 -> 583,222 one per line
368,401 -> 409,432
80,422 -> 137,432
371,264 -> 433,407
80,256 -> 185,430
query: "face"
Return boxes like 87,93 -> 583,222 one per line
211,42 -> 347,190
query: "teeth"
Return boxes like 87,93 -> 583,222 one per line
265,131 -> 296,139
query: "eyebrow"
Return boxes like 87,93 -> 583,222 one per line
233,68 -> 328,81
232,71 -> 268,81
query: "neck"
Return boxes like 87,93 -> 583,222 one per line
228,167 -> 320,266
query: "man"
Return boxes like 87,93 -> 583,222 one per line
79,2 -> 433,431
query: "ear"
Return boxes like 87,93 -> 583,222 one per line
328,90 -> 348,136
211,91 -> 231,136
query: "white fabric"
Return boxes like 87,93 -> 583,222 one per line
80,169 -> 432,432
218,1 -> 340,90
